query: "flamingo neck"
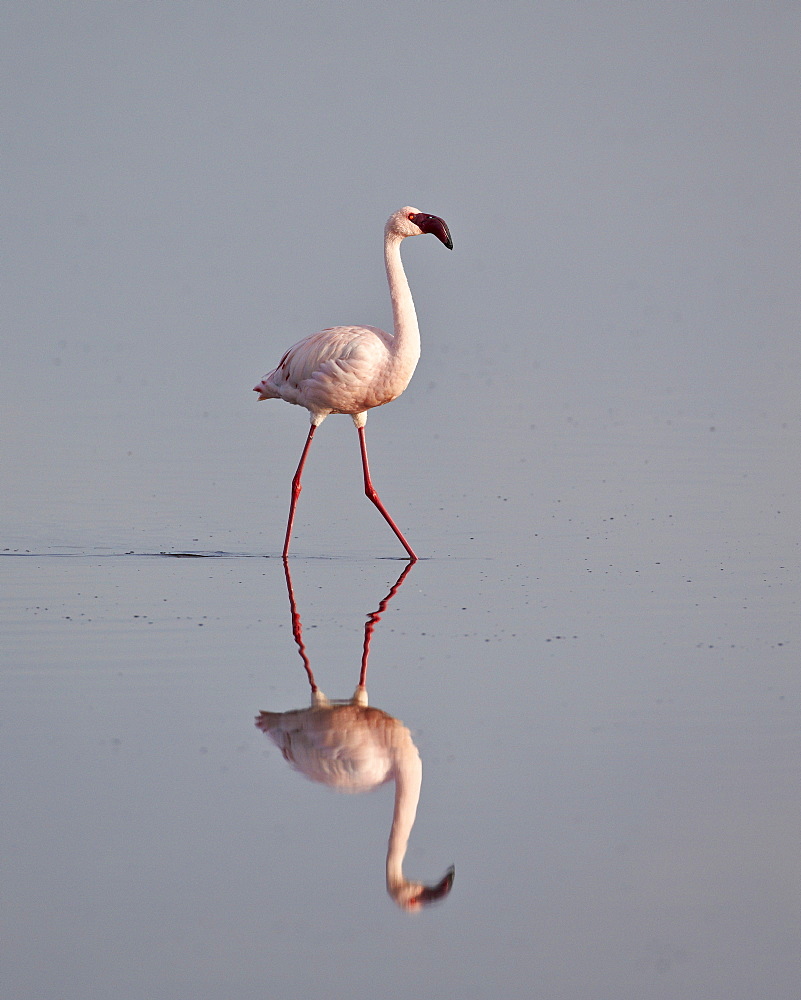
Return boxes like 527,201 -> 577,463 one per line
384,233 -> 421,370
385,745 -> 423,890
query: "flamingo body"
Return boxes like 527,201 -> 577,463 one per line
254,207 -> 453,559
256,325 -> 405,425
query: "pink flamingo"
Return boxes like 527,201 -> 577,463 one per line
254,207 -> 453,561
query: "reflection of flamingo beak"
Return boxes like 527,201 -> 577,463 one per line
413,865 -> 455,905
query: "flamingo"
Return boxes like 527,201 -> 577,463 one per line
256,560 -> 454,910
254,207 -> 453,561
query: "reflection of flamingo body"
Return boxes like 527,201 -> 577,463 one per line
256,562 -> 454,910
254,208 -> 453,561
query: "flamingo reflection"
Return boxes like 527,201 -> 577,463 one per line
256,560 -> 454,911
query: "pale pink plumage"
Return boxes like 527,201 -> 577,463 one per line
254,207 -> 453,560
257,325 -> 399,419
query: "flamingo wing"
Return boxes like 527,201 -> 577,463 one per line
257,705 -> 396,790
257,325 -> 394,415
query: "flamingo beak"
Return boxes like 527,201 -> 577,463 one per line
411,213 -> 453,250
412,865 -> 456,905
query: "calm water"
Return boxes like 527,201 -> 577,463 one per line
4,5 -> 800,998
4,376 -> 799,998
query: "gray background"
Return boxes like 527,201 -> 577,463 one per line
3,3 -> 799,998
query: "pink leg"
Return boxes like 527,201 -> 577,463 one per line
283,424 -> 317,558
357,425 -> 417,562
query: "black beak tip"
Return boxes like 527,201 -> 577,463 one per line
412,212 -> 453,250
416,865 -> 455,904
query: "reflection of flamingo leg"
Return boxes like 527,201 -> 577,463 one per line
359,560 -> 415,688
282,556 -> 317,692
282,557 -> 415,695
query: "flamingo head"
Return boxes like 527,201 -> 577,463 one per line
388,207 -> 453,250
388,865 -> 455,911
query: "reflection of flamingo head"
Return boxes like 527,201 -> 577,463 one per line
388,865 -> 456,912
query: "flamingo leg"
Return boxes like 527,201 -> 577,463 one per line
283,424 -> 317,558
357,425 -> 417,562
